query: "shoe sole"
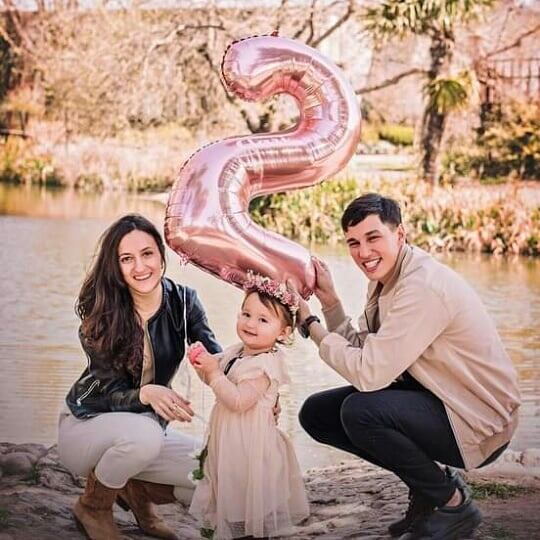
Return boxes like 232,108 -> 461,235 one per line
419,512 -> 482,540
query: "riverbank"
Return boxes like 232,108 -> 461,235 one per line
1,442 -> 539,539
150,176 -> 540,256
2,130 -> 539,256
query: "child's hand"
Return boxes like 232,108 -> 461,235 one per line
189,342 -> 220,382
187,342 -> 206,365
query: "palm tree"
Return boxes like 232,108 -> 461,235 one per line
363,0 -> 493,185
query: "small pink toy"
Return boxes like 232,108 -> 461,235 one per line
188,343 -> 204,365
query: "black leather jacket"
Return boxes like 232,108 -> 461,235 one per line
66,278 -> 221,419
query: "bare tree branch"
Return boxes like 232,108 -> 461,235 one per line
146,23 -> 226,57
275,0 -> 288,35
293,2 -> 313,40
306,0 -> 317,45
142,23 -> 227,79
492,5 -> 511,53
6,2 -> 364,136
311,0 -> 354,47
355,68 -> 427,94
486,23 -> 540,58
1,0 -> 37,53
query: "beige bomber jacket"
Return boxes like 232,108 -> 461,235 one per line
309,244 -> 521,469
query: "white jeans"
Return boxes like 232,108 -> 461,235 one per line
57,409 -> 201,504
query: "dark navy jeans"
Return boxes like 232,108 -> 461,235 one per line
299,376 -> 506,506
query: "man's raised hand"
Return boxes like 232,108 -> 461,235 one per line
311,256 -> 339,309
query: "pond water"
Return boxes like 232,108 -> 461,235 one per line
0,184 -> 538,470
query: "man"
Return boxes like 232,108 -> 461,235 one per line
295,193 -> 520,540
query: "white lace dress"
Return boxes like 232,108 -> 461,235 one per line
189,343 -> 309,539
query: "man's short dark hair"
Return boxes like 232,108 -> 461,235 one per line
341,193 -> 402,232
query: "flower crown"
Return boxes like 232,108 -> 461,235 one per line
243,271 -> 299,316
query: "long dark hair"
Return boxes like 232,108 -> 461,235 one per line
76,214 -> 166,380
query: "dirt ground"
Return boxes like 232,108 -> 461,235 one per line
0,444 -> 539,540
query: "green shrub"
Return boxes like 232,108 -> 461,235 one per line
378,123 -> 414,146
443,101 -> 540,181
126,174 -> 173,192
0,138 -> 62,186
250,177 -> 540,256
360,123 -> 380,144
250,177 -> 359,245
470,480 -> 532,500
74,173 -> 104,192
479,101 -> 539,179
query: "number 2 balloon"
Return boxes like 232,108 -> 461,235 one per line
165,35 -> 361,299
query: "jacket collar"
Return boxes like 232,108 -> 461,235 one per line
364,244 -> 412,331
145,278 -> 169,325
381,243 -> 412,295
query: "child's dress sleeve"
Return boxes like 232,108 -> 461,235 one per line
209,350 -> 290,412
209,373 -> 269,413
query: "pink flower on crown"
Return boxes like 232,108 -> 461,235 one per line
243,270 -> 299,315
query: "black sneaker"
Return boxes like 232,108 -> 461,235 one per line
389,468 -> 468,538
402,488 -> 482,540
388,491 -> 434,537
445,467 -> 471,500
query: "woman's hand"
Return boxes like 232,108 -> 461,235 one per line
189,342 -> 221,384
139,384 -> 194,423
312,256 -> 339,309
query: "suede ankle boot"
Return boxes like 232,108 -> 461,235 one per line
117,479 -> 179,540
73,470 -> 123,540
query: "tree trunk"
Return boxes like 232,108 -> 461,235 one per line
420,107 -> 447,185
419,31 -> 454,185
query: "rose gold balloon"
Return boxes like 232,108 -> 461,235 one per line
165,35 -> 361,298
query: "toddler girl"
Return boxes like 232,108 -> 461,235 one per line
188,273 -> 309,539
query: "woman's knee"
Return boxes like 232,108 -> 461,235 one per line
60,413 -> 165,476
114,417 -> 165,464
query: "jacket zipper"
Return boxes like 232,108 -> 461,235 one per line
76,379 -> 100,406
141,321 -> 156,386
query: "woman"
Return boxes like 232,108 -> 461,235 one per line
58,214 -> 221,540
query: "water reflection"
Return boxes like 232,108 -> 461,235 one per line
0,185 -> 538,470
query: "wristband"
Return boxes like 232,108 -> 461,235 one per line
299,315 -> 321,339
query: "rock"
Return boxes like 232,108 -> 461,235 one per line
522,448 -> 540,469
501,449 -> 522,463
38,466 -> 83,494
0,453 -> 34,476
35,446 -> 83,493
2,451 -> 38,467
0,443 -> 16,455
8,444 -> 48,461
0,441 -> 539,539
